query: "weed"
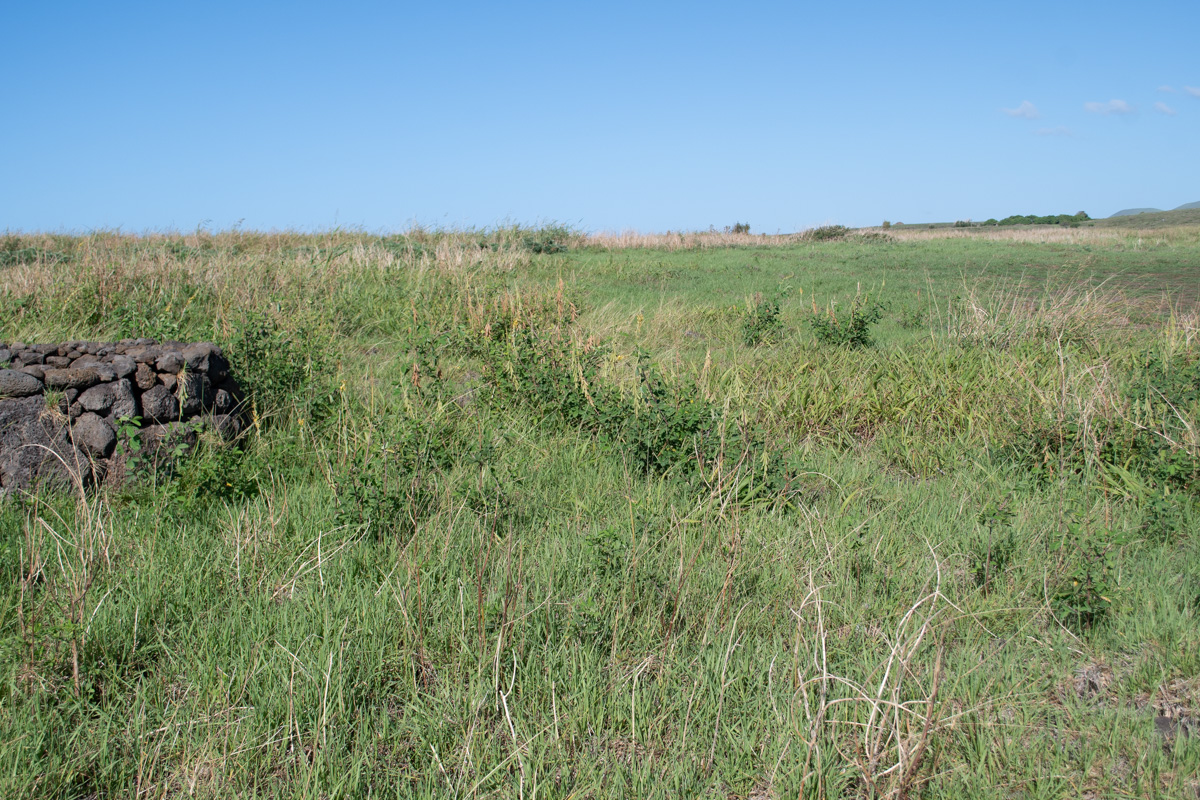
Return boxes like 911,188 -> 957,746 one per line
226,312 -> 330,428
804,224 -> 849,241
1051,517 -> 1122,633
809,296 -> 884,348
970,500 -> 1016,594
740,292 -> 785,346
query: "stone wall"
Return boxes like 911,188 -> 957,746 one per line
0,339 -> 244,497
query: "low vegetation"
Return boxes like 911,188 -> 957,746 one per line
1,222 -> 1199,798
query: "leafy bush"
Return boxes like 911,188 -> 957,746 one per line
730,222 -> 750,234
474,327 -> 796,503
1051,517 -> 1121,633
804,225 -> 849,241
996,211 -> 1090,227
809,297 -> 884,348
0,236 -> 72,268
226,312 -> 330,427
741,293 -> 785,346
521,235 -> 567,254
970,501 -> 1016,595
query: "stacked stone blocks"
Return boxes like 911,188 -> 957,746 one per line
0,339 -> 244,496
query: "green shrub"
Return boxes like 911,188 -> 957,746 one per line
970,501 -> 1016,595
741,293 -> 784,346
226,312 -> 330,427
805,225 -> 849,241
809,296 -> 884,348
1051,517 -> 1121,633
996,211 -> 1090,226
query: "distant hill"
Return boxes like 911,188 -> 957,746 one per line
1093,207 -> 1200,229
1110,208 -> 1162,217
1174,201 -> 1200,211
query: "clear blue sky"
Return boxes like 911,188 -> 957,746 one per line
3,1 -> 1197,233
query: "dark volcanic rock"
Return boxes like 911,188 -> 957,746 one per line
109,379 -> 138,420
212,413 -> 243,439
109,354 -> 137,379
0,369 -> 44,398
177,373 -> 212,417
141,384 -> 179,423
214,388 -> 235,413
181,343 -> 228,380
134,362 -> 157,391
155,351 -> 184,374
78,383 -> 115,413
73,413 -> 116,458
0,396 -> 92,495
125,345 -> 162,364
142,421 -> 199,453
43,367 -> 113,390
3,338 -> 247,496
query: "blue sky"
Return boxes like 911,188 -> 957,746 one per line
2,1 -> 1197,233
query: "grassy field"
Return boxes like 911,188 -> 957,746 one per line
1,224 -> 1199,798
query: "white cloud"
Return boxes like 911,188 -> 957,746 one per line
1001,100 -> 1040,119
1185,86 -> 1200,97
1158,85 -> 1175,93
1035,126 -> 1072,137
1084,99 -> 1133,115
1155,102 -> 1177,116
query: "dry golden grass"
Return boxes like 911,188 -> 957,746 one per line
882,224 -> 1200,245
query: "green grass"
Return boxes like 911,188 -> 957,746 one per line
1,226 -> 1198,798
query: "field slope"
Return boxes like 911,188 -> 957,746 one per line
1,226 -> 1198,798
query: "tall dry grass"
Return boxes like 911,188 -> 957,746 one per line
883,224 -> 1200,245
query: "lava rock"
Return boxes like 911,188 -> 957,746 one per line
141,384 -> 179,423
0,369 -> 44,398
73,413 -> 117,458
78,383 -> 115,413
177,373 -> 212,417
109,379 -> 138,420
134,362 -> 157,390
212,413 -> 243,439
214,388 -> 235,413
42,367 -> 106,390
155,351 -> 184,374
0,395 -> 86,495
182,343 -> 228,379
109,354 -> 137,379
126,346 -> 161,364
